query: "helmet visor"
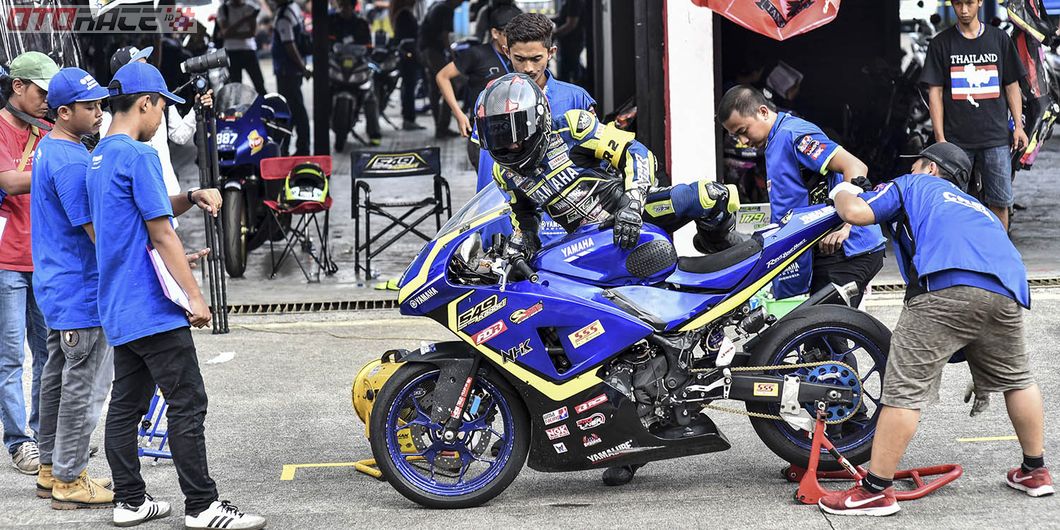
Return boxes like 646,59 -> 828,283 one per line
476,110 -> 537,153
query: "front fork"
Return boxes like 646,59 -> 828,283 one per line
432,357 -> 483,441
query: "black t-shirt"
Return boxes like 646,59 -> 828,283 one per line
555,0 -> 585,50
393,10 -> 418,42
454,43 -> 511,108
419,3 -> 454,51
328,13 -> 371,45
921,24 -> 1027,149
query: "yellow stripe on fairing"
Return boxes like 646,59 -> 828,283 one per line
397,208 -> 510,303
677,230 -> 830,332
447,292 -> 603,402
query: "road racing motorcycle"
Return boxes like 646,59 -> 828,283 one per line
364,186 -> 890,508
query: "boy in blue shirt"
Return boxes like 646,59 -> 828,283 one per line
31,67 -> 115,509
719,85 -> 886,305
88,62 -> 264,530
821,142 -> 1048,516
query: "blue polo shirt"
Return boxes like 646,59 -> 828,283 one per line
472,70 -> 596,191
86,134 -> 189,346
30,135 -> 100,330
860,174 -> 1030,308
765,112 -> 885,257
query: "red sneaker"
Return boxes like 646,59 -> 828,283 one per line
818,485 -> 900,517
1006,467 -> 1055,497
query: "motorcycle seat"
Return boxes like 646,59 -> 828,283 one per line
666,236 -> 763,291
677,237 -> 762,274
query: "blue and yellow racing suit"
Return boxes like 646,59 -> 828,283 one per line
493,109 -> 740,251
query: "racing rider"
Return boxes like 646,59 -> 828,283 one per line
476,73 -> 742,258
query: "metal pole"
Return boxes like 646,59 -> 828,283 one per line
205,107 -> 230,333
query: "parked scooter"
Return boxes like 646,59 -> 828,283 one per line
215,83 -> 293,277
330,39 -> 382,150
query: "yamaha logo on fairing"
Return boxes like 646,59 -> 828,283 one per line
561,239 -> 594,259
408,287 -> 438,309
798,208 -> 831,224
586,440 -> 634,463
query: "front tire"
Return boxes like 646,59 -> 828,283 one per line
746,305 -> 891,470
222,188 -> 247,278
369,363 -> 529,509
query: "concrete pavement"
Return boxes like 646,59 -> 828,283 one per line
1,290 -> 1058,528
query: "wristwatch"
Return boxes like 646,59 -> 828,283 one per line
186,187 -> 200,204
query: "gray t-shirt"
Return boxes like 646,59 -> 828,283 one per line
218,1 -> 259,51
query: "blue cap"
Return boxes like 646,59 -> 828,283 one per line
108,61 -> 185,105
47,67 -> 109,109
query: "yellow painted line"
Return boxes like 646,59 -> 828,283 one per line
957,435 -> 1019,443
280,462 -> 361,481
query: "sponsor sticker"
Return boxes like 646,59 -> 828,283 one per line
509,301 -> 544,324
248,129 -> 264,154
568,320 -> 605,348
574,394 -> 608,414
366,153 -> 428,172
543,406 -> 568,426
798,208 -> 831,224
553,442 -> 568,454
545,424 -> 570,440
582,433 -> 602,447
561,238 -> 595,259
458,295 -> 508,329
472,320 -> 507,346
587,440 -> 634,463
753,382 -> 780,397
576,413 -> 606,431
501,339 -> 533,362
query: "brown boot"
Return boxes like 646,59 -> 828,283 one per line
38,465 -> 113,499
51,470 -> 114,510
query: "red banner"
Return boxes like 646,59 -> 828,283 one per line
693,0 -> 842,41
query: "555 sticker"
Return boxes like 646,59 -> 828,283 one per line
568,320 -> 604,348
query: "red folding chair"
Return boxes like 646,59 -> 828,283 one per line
259,156 -> 339,282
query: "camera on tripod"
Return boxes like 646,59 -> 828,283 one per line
181,50 -> 230,96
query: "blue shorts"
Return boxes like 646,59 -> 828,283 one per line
961,145 -> 1013,209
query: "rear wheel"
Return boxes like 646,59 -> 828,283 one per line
746,305 -> 891,470
369,364 -> 529,509
222,188 -> 247,278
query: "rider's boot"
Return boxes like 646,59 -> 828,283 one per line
602,464 -> 643,486
692,214 -> 745,254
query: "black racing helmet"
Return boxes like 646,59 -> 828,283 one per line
475,73 -> 551,173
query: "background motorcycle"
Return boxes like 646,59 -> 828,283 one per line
330,40 -> 382,150
215,83 -> 292,277
367,186 -> 890,508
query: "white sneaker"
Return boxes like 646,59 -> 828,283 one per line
11,441 -> 40,475
185,500 -> 266,530
113,494 -> 171,527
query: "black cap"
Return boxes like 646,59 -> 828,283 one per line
901,142 -> 973,191
109,46 -> 153,77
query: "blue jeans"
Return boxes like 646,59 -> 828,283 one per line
0,269 -> 49,454
960,145 -> 1013,208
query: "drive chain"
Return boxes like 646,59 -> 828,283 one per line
691,360 -> 861,425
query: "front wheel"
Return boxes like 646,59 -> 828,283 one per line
369,364 -> 529,509
222,188 -> 247,278
746,305 -> 891,471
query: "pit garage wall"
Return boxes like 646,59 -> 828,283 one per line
663,1 -> 716,254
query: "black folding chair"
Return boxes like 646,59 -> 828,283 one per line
352,147 -> 452,278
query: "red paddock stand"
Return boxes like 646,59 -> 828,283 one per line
784,411 -> 963,505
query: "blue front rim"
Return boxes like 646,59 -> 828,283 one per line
385,370 -> 516,497
764,326 -> 885,455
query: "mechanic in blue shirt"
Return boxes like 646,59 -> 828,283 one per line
30,67 -> 115,507
469,12 -> 595,192
719,85 -> 886,304
88,62 -> 265,529
821,142 -> 1047,516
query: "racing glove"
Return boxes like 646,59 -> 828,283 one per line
612,190 -> 644,250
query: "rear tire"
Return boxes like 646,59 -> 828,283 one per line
222,189 -> 247,278
369,363 -> 529,509
746,305 -> 891,471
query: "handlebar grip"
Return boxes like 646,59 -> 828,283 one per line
511,256 -> 539,283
